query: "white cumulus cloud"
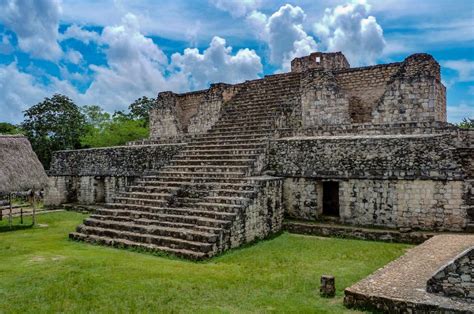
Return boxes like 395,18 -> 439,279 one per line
0,0 -> 62,61
64,49 -> 83,65
442,60 -> 474,82
61,24 -> 101,44
211,0 -> 261,18
0,62 -> 78,123
248,4 -> 317,71
170,36 -> 262,90
313,0 -> 385,66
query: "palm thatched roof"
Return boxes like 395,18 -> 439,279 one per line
0,135 -> 48,194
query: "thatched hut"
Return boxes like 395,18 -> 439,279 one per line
0,135 -> 48,225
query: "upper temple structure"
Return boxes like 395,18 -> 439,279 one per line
45,52 -> 473,260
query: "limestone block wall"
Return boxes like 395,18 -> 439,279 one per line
372,54 -> 446,124
427,247 -> 474,300
267,134 -> 468,181
150,83 -> 240,140
291,52 -> 350,73
283,178 -> 321,220
45,144 -> 184,206
266,132 -> 472,231
149,92 -> 182,139
229,178 -> 284,248
335,63 -> 400,123
339,179 -> 467,231
301,71 -> 351,126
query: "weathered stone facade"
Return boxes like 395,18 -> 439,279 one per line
45,144 -> 184,205
46,51 -> 473,259
427,247 -> 474,300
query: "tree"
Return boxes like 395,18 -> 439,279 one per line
128,96 -> 155,126
80,113 -> 148,148
22,94 -> 86,168
0,122 -> 22,135
458,117 -> 474,129
81,105 -> 111,129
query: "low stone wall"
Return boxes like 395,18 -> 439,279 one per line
230,177 -> 284,248
267,133 -> 467,180
427,247 -> 474,300
45,144 -> 184,206
284,221 -> 434,244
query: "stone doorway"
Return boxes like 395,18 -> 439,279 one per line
322,182 -> 339,217
94,177 -> 105,203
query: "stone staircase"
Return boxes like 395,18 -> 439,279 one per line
70,72 -> 301,259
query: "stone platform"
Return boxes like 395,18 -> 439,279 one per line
344,234 -> 474,313
283,220 -> 437,244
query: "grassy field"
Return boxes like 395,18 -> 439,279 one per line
0,212 -> 411,313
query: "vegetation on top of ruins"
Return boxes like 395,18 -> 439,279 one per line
80,110 -> 148,148
458,117 -> 474,129
0,122 -> 22,135
0,212 -> 410,313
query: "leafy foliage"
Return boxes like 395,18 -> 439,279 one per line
80,109 -> 148,148
0,122 -> 22,135
128,96 -> 156,126
458,117 -> 474,129
21,94 -> 87,169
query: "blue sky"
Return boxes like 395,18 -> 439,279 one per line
0,0 -> 473,124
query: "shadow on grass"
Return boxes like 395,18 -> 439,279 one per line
0,223 -> 34,233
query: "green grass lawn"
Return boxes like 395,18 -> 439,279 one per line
0,212 -> 411,313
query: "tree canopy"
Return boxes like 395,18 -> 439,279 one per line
21,94 -> 87,168
11,94 -> 154,167
0,122 -> 22,135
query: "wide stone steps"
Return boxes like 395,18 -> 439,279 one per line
190,133 -> 270,142
154,171 -> 246,179
93,208 -> 232,228
186,138 -> 266,146
195,202 -> 244,212
127,185 -> 180,194
71,70 -> 300,260
74,225 -> 215,254
135,177 -> 257,187
69,232 -> 208,260
202,196 -> 250,206
83,218 -> 218,243
104,203 -> 238,220
223,105 -> 284,114
89,214 -> 224,235
208,120 -> 272,132
173,154 -> 260,161
185,143 -> 265,150
207,189 -> 256,198
118,192 -> 175,200
206,127 -> 274,135
169,159 -> 255,167
180,148 -> 264,156
217,115 -> 277,123
160,165 -> 250,174
114,196 -> 169,207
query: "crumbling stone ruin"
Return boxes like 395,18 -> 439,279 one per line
45,52 -> 473,259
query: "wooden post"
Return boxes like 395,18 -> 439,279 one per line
20,207 -> 23,224
320,275 -> 335,297
32,192 -> 36,226
8,193 -> 12,229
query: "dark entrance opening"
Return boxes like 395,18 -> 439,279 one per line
322,182 -> 339,217
94,177 -> 105,203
